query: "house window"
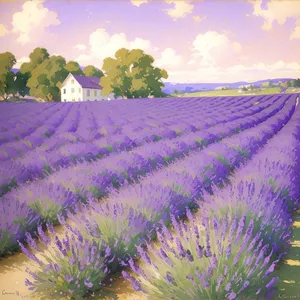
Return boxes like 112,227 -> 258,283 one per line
87,90 -> 90,96
63,89 -> 66,94
94,90 -> 97,96
71,79 -> 74,84
78,88 -> 81,93
71,88 -> 75,93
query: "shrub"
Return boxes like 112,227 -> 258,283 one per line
123,211 -> 280,300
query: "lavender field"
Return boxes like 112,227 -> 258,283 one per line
0,94 -> 300,300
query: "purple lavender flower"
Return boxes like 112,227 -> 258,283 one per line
165,272 -> 175,284
265,277 -> 279,290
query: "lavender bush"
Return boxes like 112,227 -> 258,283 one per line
8,182 -> 76,225
19,224 -> 113,299
0,198 -> 39,256
123,211 -> 281,300
65,201 -> 153,270
200,180 -> 293,255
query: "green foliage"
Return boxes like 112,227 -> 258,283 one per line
15,71 -> 30,96
27,55 -> 68,101
100,48 -> 168,99
83,65 -> 104,78
293,78 -> 300,87
65,61 -> 84,75
0,52 -> 16,98
17,48 -> 50,98
28,200 -> 62,225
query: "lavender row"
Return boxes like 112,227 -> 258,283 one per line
2,93 -> 290,224
0,103 -> 68,145
0,104 -> 81,162
0,94 -> 282,194
0,103 -> 56,132
0,95 -> 293,259
17,97 -> 297,298
0,95 -> 251,161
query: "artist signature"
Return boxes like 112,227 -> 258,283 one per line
279,294 -> 300,299
1,290 -> 29,298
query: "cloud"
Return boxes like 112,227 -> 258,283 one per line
290,18 -> 300,40
131,0 -> 148,7
155,48 -> 183,69
191,31 -> 243,68
164,1 -> 194,19
74,44 -> 87,51
11,0 -> 60,44
250,0 -> 300,31
13,56 -> 30,69
0,24 -> 9,36
187,59 -> 197,65
130,38 -> 152,50
192,15 -> 206,23
76,28 -> 153,67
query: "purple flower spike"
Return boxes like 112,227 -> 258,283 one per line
165,272 -> 175,284
228,291 -> 237,300
265,277 -> 279,290
84,281 -> 93,288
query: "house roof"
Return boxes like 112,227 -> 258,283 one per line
72,74 -> 102,90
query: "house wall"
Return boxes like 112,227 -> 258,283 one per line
82,88 -> 115,101
61,75 -> 83,102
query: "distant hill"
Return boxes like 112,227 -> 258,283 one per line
162,78 -> 294,94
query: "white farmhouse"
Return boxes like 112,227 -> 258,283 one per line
60,73 -> 115,102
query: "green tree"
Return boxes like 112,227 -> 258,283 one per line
15,71 -> 30,96
65,61 -> 83,75
83,65 -> 104,78
293,78 -> 300,87
100,48 -> 168,99
18,48 -> 50,98
27,55 -> 68,101
0,52 -> 17,99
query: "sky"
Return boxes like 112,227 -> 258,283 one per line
0,0 -> 300,83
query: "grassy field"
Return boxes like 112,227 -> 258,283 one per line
174,87 -> 282,97
0,97 -> 38,103
285,87 -> 300,94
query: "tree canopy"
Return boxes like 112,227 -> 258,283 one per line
83,65 -> 104,78
293,78 -> 300,87
65,61 -> 84,75
27,55 -> 68,101
100,48 -> 168,98
0,52 -> 17,99
20,47 -> 50,74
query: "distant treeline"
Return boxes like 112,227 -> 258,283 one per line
0,47 -> 169,101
